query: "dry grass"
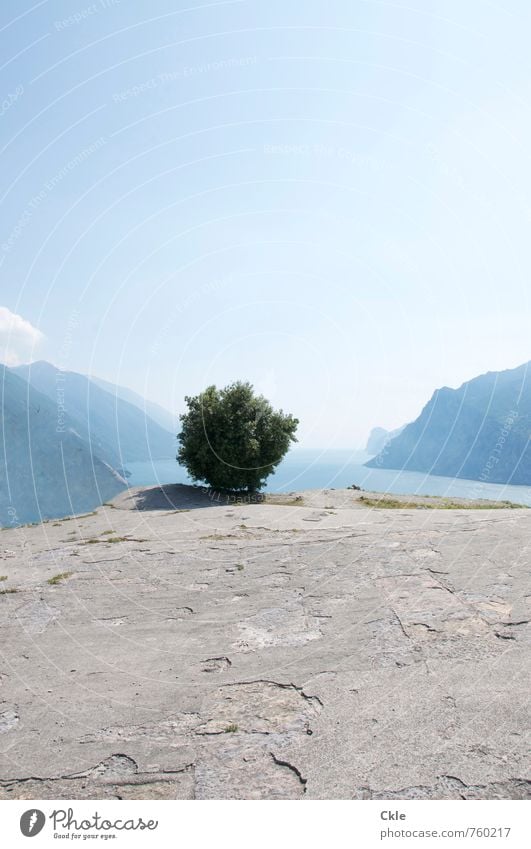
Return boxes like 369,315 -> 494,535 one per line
265,495 -> 305,507
47,571 -> 73,585
82,535 -> 146,545
200,533 -> 238,541
358,495 -> 525,510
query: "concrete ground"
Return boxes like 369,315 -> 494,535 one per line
0,485 -> 529,799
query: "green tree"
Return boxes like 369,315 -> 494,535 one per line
177,382 -> 299,491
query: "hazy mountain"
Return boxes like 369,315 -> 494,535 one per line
365,425 -> 404,455
13,362 -> 176,469
0,367 -> 126,525
366,362 -> 531,486
90,375 -> 176,433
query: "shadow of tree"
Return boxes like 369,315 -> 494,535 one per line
125,484 -> 219,511
115,483 -> 267,512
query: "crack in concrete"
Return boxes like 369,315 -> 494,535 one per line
358,775 -> 531,800
270,752 -> 307,790
221,679 -> 324,708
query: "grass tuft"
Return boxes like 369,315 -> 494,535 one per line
266,494 -> 305,507
47,571 -> 73,585
201,533 -> 237,540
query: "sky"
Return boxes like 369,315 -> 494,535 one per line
1,0 -> 530,448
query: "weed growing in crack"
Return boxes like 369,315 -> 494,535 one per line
47,571 -> 73,585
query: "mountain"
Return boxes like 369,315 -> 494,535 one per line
12,362 -> 176,469
0,367 -> 126,525
366,361 -> 531,486
365,425 -> 404,455
90,375 -> 176,433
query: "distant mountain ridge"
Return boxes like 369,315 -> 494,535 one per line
0,367 -> 126,525
1,362 -> 177,526
90,375 -> 177,433
13,362 -> 176,469
365,425 -> 404,455
366,361 -> 531,486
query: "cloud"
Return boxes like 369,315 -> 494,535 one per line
0,306 -> 43,366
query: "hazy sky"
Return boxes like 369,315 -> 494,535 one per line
1,0 -> 530,447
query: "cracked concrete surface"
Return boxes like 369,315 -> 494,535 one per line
0,485 -> 529,799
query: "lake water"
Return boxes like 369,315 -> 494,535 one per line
126,449 -> 531,506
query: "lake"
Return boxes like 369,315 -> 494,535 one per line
126,449 -> 531,506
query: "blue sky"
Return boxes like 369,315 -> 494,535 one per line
1,0 -> 530,447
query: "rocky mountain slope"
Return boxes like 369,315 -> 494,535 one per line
91,374 -> 177,434
0,367 -> 126,526
13,361 -> 176,469
366,361 -> 531,485
0,486 -> 528,800
365,425 -> 404,455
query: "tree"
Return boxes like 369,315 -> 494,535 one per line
177,382 -> 299,491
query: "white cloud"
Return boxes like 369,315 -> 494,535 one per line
0,306 -> 43,366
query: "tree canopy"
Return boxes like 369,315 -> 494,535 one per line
177,382 -> 299,491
